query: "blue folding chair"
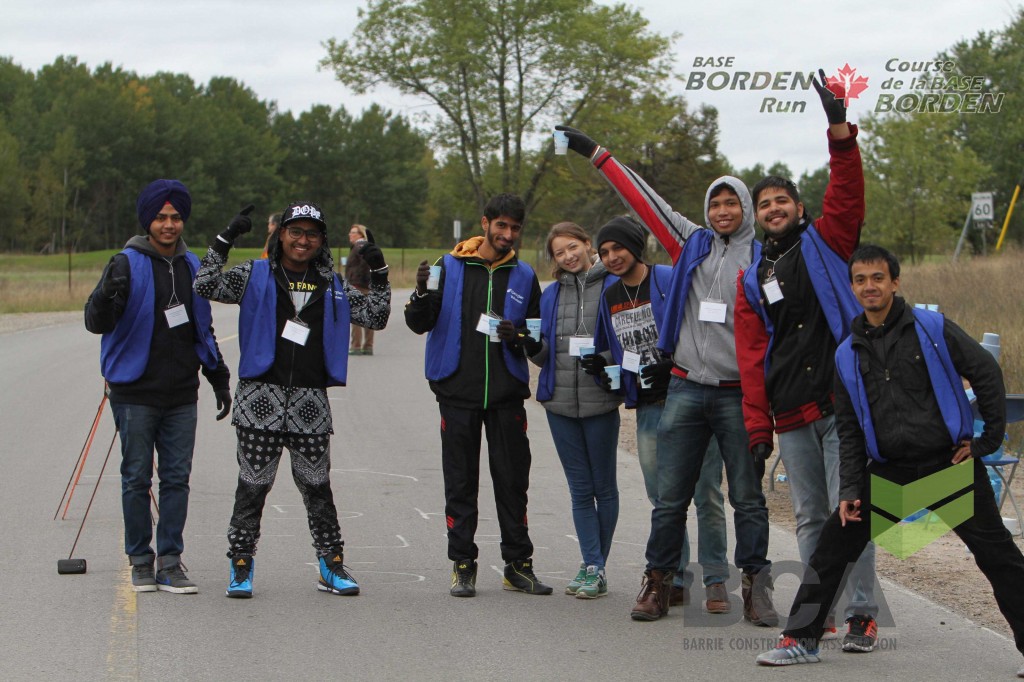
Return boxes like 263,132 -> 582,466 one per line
973,394 -> 1024,537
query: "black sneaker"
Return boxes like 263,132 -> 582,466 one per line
842,615 -> 878,652
155,558 -> 198,594
503,559 -> 553,595
130,555 -> 157,593
450,559 -> 477,597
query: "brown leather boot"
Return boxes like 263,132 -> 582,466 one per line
669,584 -> 690,606
705,582 -> 732,614
631,569 -> 673,621
742,569 -> 779,627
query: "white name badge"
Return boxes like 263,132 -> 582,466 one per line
164,304 -> 189,328
476,313 -> 501,342
568,336 -> 595,357
763,278 -> 784,304
621,351 -> 642,373
282,318 -> 310,346
698,300 -> 727,324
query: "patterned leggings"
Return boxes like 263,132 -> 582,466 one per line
227,428 -> 344,558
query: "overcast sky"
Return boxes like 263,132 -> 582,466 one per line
3,0 -> 1020,177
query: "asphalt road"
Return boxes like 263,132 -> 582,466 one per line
1,292 -> 1020,680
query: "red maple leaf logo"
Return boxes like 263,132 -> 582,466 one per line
826,63 -> 869,107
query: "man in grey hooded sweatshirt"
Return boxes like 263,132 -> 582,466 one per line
557,126 -> 775,625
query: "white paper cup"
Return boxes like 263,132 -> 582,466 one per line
526,318 -> 541,339
553,130 -> 569,155
605,364 -> 621,390
578,344 -> 596,358
427,265 -> 441,290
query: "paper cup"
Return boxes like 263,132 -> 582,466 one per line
526,318 -> 541,339
488,317 -> 501,342
427,265 -> 441,291
578,344 -> 596,358
605,364 -> 621,390
553,130 -> 569,155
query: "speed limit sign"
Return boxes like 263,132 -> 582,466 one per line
971,192 -> 994,223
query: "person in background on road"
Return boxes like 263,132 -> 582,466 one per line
529,222 -> 622,599
346,224 -> 376,355
194,201 -> 390,599
405,193 -> 552,598
756,245 -> 1024,673
735,68 -> 879,649
261,213 -> 281,259
84,178 -> 231,595
557,122 -> 775,625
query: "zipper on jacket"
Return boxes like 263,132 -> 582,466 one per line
470,260 -> 516,410
695,241 -> 729,384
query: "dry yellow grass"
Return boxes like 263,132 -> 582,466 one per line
898,246 -> 1024,444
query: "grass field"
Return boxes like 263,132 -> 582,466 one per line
0,246 -> 549,315
3,246 -> 1021,428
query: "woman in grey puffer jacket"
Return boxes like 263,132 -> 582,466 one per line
529,222 -> 622,599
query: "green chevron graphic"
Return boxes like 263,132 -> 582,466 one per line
870,461 -> 974,559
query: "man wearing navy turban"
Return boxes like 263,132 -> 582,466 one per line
85,178 -> 231,595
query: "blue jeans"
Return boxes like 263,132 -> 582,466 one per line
779,415 -> 877,618
546,410 -> 621,568
646,378 -> 769,576
637,399 -> 728,585
110,402 -> 197,558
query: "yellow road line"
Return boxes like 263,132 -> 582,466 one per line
106,563 -> 138,679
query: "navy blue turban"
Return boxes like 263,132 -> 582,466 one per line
136,179 -> 192,231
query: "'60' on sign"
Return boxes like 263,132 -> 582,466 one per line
971,192 -> 994,223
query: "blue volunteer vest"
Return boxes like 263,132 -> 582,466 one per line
237,259 -> 350,386
834,307 -> 973,463
536,271 -> 616,402
741,224 -> 860,375
100,248 -> 218,383
424,254 -> 534,384
595,264 -> 672,408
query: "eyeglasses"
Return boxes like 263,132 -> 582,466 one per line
284,226 -> 323,241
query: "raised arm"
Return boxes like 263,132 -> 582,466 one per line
556,125 -> 703,263
811,68 -> 864,260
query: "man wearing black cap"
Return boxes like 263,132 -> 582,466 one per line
583,216 -> 677,606
85,178 -> 232,594
195,201 -> 391,599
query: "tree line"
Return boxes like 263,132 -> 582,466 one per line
2,0 -> 1023,261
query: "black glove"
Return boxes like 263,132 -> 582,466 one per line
812,68 -> 847,125
495,321 -> 542,356
414,260 -> 430,294
214,388 -> 232,421
749,438 -> 770,458
751,442 -> 772,481
579,352 -> 607,376
554,125 -> 599,158
99,260 -> 128,299
359,242 -> 386,270
640,357 -> 674,391
220,204 -> 255,243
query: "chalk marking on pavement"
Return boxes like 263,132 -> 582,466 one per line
332,467 -> 419,482
106,563 -> 138,679
221,333 -> 238,343
414,508 -> 442,520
